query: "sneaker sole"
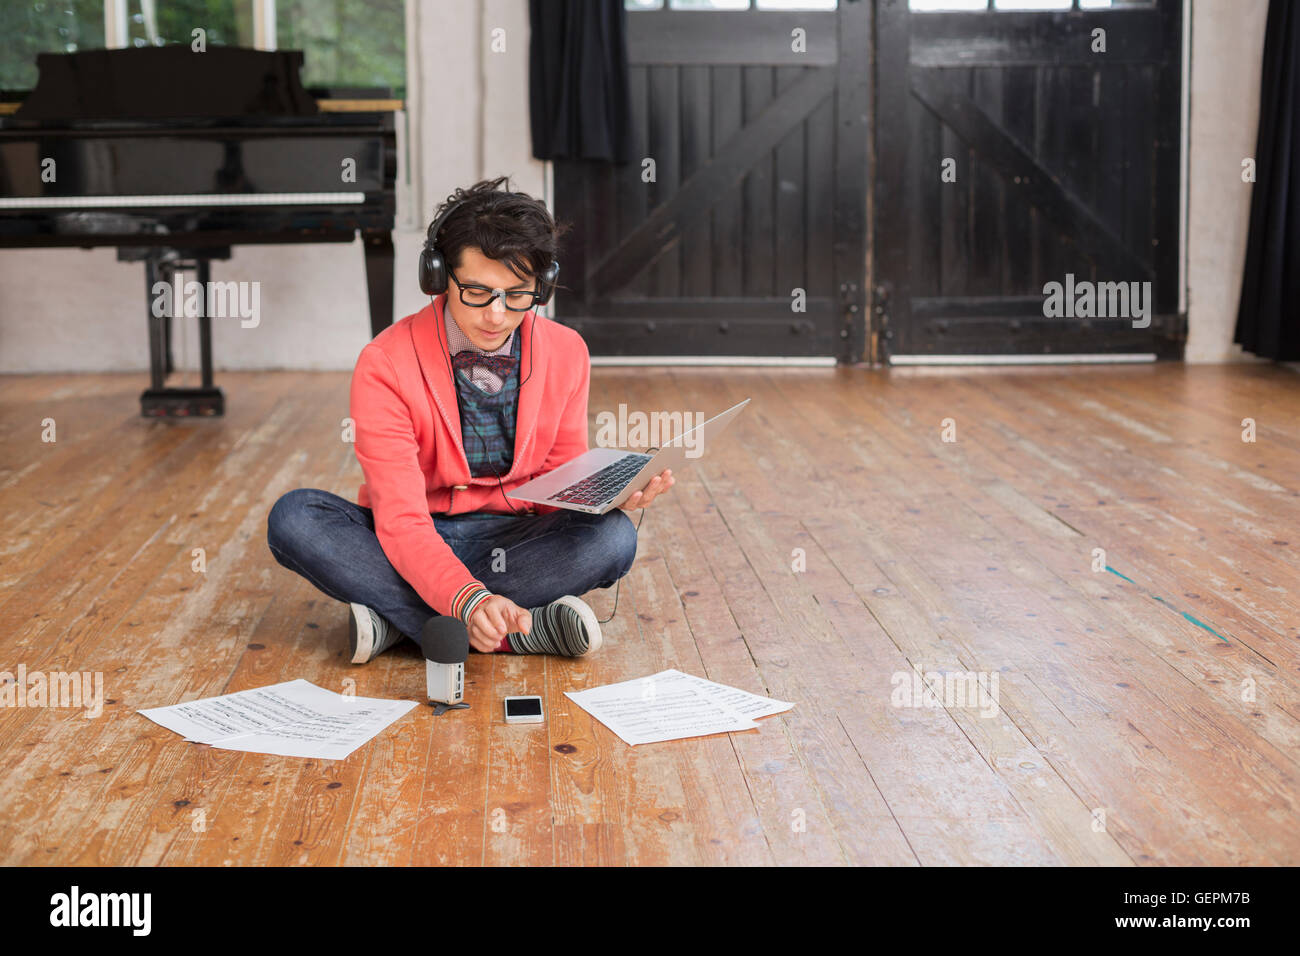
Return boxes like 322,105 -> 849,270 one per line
348,602 -> 375,664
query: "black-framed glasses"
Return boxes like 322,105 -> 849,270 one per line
448,266 -> 541,311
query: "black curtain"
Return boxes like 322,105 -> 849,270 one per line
1234,0 -> 1300,360
528,0 -> 632,163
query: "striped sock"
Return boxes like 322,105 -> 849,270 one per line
506,597 -> 601,657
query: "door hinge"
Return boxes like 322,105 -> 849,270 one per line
839,280 -> 860,322
872,283 -> 891,336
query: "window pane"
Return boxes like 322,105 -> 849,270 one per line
278,0 -> 405,95
668,0 -> 751,10
128,0 -> 254,48
910,0 -> 989,11
0,0 -> 106,89
756,0 -> 836,9
625,0 -> 665,9
992,0 -> 1072,9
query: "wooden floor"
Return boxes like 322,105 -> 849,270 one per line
0,362 -> 1297,865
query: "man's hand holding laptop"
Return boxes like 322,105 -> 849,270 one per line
618,468 -> 675,511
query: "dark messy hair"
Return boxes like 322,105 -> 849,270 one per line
429,176 -> 570,287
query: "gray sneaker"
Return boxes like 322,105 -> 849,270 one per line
348,602 -> 404,664
507,595 -> 603,657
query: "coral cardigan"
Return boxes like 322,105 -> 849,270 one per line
348,293 -> 591,618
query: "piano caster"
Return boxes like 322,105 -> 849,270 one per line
141,386 -> 225,418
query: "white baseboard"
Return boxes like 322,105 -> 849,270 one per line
889,354 -> 1158,366
589,356 -> 837,367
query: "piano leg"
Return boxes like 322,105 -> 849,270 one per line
161,262 -> 175,378
363,231 -> 395,338
164,311 -> 175,377
134,249 -> 225,418
197,258 -> 215,390
144,257 -> 167,392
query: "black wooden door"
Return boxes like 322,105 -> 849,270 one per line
873,0 -> 1183,361
553,0 -> 870,361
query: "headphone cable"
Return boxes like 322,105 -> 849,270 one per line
438,297 -> 640,627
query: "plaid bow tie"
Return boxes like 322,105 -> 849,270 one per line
452,349 -> 518,381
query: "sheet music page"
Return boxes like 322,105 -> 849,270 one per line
565,669 -> 791,746
652,668 -> 794,720
138,679 -> 417,760
204,701 -> 417,760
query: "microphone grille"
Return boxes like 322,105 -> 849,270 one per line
419,616 -> 470,664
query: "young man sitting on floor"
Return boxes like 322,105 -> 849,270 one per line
266,176 -> 674,662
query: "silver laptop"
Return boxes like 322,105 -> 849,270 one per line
508,399 -> 751,514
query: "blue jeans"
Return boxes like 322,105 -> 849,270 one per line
265,488 -> 638,645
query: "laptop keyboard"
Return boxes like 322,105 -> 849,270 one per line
548,453 -> 655,507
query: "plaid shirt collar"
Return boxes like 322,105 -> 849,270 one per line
443,298 -> 516,358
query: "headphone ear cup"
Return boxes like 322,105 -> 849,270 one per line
536,260 -> 560,306
419,244 -> 446,296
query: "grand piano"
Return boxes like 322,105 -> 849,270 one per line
0,45 -> 397,416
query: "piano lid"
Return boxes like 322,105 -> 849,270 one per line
14,46 -> 319,121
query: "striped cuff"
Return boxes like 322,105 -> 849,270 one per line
452,582 -> 493,624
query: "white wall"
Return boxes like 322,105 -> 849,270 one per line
1185,0 -> 1271,363
0,0 -> 1274,370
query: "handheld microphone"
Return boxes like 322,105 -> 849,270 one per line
419,616 -> 469,704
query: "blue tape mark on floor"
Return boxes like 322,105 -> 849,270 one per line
1104,566 -> 1232,644
1104,566 -> 1137,585
1179,611 -> 1232,644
